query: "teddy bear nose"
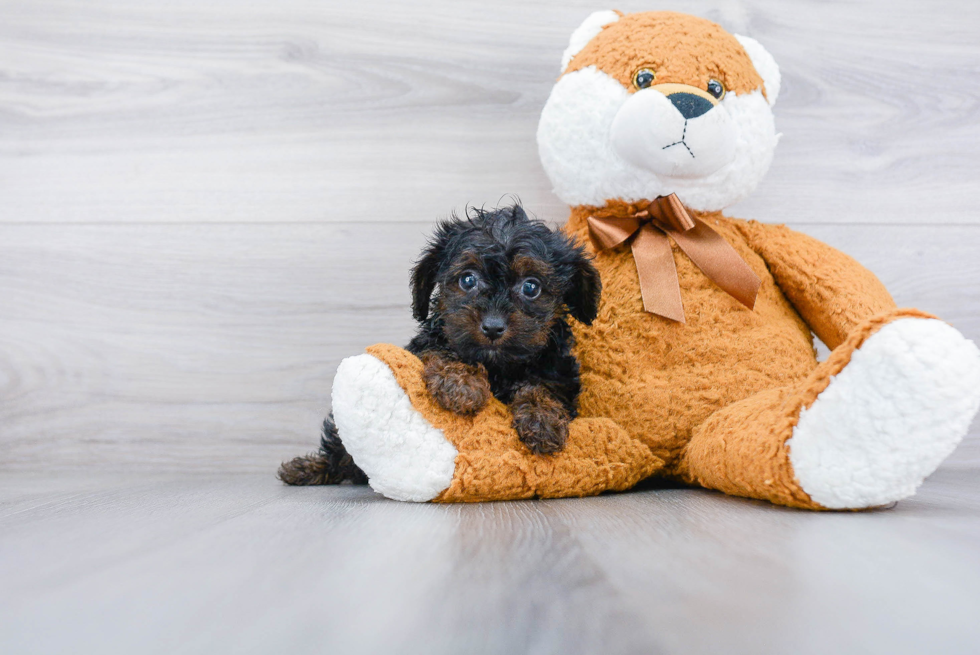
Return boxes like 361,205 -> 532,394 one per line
481,316 -> 507,341
668,92 -> 714,119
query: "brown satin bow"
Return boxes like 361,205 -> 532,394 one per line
587,194 -> 761,322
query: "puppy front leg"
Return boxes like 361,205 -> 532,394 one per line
511,384 -> 571,454
421,351 -> 491,416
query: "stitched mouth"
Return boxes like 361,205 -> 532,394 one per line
662,120 -> 695,159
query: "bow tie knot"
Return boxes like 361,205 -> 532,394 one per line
586,194 -> 760,323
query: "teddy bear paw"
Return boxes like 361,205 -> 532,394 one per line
331,353 -> 458,501
787,318 -> 980,509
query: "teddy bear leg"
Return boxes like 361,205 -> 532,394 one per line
678,309 -> 980,510
331,344 -> 664,502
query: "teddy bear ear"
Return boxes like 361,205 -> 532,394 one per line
734,34 -> 781,105
560,10 -> 622,73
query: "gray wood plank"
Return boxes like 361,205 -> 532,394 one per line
1,2 -> 979,654
1,0 -> 978,224
0,470 -> 978,655
0,222 -> 426,471
1,222 -> 978,471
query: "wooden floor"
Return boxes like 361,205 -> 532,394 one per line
1,470 -> 980,655
2,0 -> 980,653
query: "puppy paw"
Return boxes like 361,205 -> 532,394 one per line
511,385 -> 570,454
422,353 -> 491,416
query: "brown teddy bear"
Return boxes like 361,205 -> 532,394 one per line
327,10 -> 980,509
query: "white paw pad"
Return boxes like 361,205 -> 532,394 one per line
331,354 -> 457,502
788,318 -> 980,509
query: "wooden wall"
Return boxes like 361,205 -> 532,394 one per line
2,0 -> 978,472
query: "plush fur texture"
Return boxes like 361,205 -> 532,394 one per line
332,353 -> 458,502
340,343 -> 663,502
734,34 -> 780,104
279,204 -> 602,486
788,318 -> 980,508
538,11 -> 779,210
301,11 -> 980,509
560,9 -> 621,72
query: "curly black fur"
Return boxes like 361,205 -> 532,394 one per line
277,417 -> 368,485
278,203 -> 602,484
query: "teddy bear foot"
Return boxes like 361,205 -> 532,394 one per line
331,353 -> 458,502
787,318 -> 980,509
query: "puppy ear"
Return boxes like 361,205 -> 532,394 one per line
411,220 -> 457,321
411,241 -> 443,322
564,251 -> 602,325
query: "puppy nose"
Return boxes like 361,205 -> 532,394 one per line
668,92 -> 714,119
480,316 -> 507,341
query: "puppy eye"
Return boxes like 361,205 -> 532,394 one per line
520,278 -> 541,300
632,68 -> 656,90
707,78 -> 726,100
458,271 -> 479,292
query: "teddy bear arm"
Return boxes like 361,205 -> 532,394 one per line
333,344 -> 664,502
736,220 -> 896,350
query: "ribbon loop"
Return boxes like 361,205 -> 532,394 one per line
648,193 -> 696,232
586,194 -> 760,322
586,214 -> 641,250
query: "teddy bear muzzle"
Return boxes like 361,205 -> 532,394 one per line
610,82 -> 737,179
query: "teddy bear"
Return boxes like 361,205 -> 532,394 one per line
326,10 -> 980,509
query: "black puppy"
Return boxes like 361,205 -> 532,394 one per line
278,204 -> 601,486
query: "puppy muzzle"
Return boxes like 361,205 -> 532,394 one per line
609,82 -> 737,179
480,314 -> 508,342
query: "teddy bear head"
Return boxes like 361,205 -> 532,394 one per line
537,10 -> 781,212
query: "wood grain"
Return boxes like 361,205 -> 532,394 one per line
1,222 -> 977,471
1,0 -> 979,224
0,222 -> 423,470
2,2 -> 979,651
1,470 -> 979,655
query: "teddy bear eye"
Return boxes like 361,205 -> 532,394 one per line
707,78 -> 726,100
459,271 -> 479,292
520,278 -> 541,299
633,68 -> 656,90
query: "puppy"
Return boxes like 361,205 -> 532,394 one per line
278,204 -> 601,486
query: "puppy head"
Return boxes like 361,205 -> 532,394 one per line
538,10 -> 780,211
411,204 -> 601,363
